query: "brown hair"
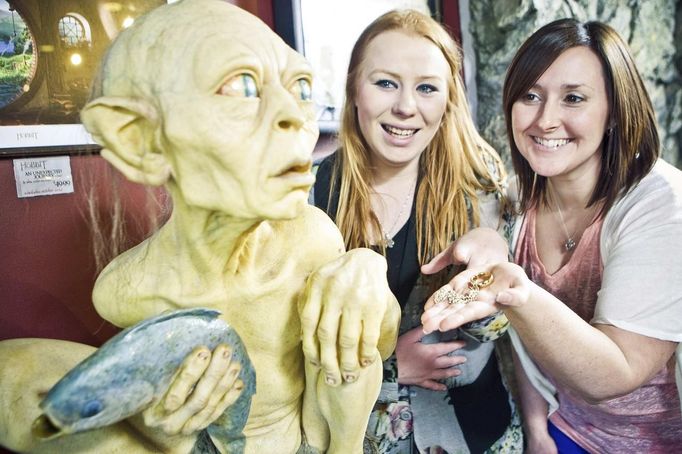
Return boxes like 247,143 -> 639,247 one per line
503,18 -> 659,215
332,9 -> 506,265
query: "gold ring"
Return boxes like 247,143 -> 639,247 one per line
433,286 -> 466,306
468,271 -> 494,290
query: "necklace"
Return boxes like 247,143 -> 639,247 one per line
381,179 -> 417,248
547,182 -> 592,252
554,198 -> 576,251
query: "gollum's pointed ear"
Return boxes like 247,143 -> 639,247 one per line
81,97 -> 171,186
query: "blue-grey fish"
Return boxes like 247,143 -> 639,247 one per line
32,308 -> 256,452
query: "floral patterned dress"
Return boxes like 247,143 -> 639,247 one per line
363,267 -> 522,454
312,156 -> 523,454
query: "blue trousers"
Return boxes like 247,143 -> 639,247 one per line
548,420 -> 589,454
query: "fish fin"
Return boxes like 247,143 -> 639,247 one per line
190,430 -> 222,454
123,308 -> 222,337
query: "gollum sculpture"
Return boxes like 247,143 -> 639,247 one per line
0,1 -> 400,452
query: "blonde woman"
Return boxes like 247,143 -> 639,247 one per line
311,10 -> 522,453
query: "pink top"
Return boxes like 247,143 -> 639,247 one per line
515,208 -> 682,454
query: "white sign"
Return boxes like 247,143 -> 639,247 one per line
13,156 -> 74,198
0,124 -> 96,149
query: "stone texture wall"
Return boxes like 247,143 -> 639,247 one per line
468,0 -> 682,168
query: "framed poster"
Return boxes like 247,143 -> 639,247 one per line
0,0 -> 166,157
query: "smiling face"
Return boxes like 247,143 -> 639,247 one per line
354,30 -> 449,170
511,46 -> 610,185
148,2 -> 318,220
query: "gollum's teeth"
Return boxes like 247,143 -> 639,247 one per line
384,125 -> 417,137
533,136 -> 571,148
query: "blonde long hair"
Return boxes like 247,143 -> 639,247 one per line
332,9 -> 506,265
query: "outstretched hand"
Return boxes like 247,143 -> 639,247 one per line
396,326 -> 467,391
421,262 -> 531,334
299,248 -> 401,387
142,344 -> 244,436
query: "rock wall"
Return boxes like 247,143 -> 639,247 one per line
467,0 -> 682,168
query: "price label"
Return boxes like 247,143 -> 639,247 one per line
13,156 -> 74,198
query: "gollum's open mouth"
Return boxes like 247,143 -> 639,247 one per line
275,160 -> 312,177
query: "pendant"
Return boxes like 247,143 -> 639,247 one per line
564,238 -> 576,251
384,232 -> 395,248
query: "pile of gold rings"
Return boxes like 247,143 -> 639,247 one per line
433,271 -> 494,307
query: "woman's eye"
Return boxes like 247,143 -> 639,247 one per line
218,74 -> 259,98
565,94 -> 584,104
291,78 -> 312,101
417,84 -> 438,94
522,92 -> 540,102
374,79 -> 397,89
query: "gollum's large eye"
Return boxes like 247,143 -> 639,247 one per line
218,73 -> 259,98
290,78 -> 312,101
